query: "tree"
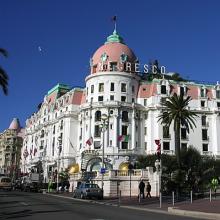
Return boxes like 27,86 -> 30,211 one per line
0,48 -> 9,95
158,93 -> 198,167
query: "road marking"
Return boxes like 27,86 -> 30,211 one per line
20,202 -> 28,206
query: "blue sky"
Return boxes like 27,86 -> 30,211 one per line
0,0 -> 220,131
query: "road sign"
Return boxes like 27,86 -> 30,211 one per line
100,168 -> 106,174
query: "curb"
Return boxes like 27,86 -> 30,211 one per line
45,193 -> 171,215
168,207 -> 220,220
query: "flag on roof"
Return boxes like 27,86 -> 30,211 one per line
86,137 -> 93,146
23,148 -> 29,159
118,135 -> 130,142
33,147 -> 37,156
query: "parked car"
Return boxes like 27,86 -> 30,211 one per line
0,176 -> 12,191
73,183 -> 103,199
20,173 -> 40,192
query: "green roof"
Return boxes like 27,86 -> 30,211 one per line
105,30 -> 125,44
47,83 -> 71,96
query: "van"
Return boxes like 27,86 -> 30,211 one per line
0,176 -> 12,190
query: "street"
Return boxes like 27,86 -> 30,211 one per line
0,191 -> 202,220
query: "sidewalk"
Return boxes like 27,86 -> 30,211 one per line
46,192 -> 220,219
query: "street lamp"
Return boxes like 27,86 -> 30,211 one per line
57,136 -> 62,192
100,113 -> 109,192
155,159 -> 162,208
128,163 -> 134,198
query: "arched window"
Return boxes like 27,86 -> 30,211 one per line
122,111 -> 129,122
95,111 -> 101,122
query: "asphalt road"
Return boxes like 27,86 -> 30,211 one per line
0,191 -> 202,220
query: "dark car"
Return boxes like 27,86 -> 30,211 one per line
73,183 -> 103,199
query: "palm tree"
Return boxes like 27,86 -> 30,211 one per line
158,93 -> 198,167
0,48 -> 9,95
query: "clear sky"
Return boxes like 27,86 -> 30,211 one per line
0,0 -> 220,131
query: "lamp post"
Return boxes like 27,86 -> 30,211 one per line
100,113 -> 109,192
155,159 -> 162,208
57,136 -> 62,192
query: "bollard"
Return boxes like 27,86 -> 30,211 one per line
118,190 -> 121,207
138,189 -> 141,203
190,190 -> 193,204
172,191 -> 175,206
159,192 -> 162,208
210,188 -> 212,202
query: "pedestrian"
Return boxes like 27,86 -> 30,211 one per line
139,179 -> 145,199
211,177 -> 219,198
146,182 -> 152,198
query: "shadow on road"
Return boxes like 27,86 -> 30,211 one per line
0,209 -> 66,219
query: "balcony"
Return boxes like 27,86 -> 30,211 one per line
202,122 -> 209,127
202,136 -> 209,141
181,136 -> 189,141
202,151 -> 212,156
163,134 -> 171,140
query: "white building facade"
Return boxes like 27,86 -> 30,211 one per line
21,29 -> 220,183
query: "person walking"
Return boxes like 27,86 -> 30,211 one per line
146,182 -> 152,198
139,180 -> 145,199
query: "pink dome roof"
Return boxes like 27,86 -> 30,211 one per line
9,118 -> 21,130
90,30 -> 137,74
92,42 -> 136,66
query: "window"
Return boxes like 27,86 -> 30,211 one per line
98,96 -> 103,102
161,85 -> 166,94
99,83 -> 104,92
203,144 -> 208,152
181,128 -> 187,139
132,98 -> 135,103
200,88 -> 205,97
217,102 -> 220,108
202,129 -> 208,140
110,124 -> 113,129
91,85 -> 94,93
95,111 -> 101,121
110,62 -> 118,71
94,125 -> 101,137
181,143 -> 187,151
216,90 -> 220,99
163,126 -> 170,138
121,96 -> 126,102
110,95 -> 114,101
52,137 -> 55,156
144,127 -> 147,135
122,111 -> 129,122
121,142 -> 128,149
132,86 -> 135,93
201,101 -> 205,107
94,141 -> 101,149
122,125 -> 128,135
110,83 -> 115,91
144,113 -> 148,119
201,115 -> 206,126
144,99 -> 147,106
60,120 -> 63,130
41,130 -> 45,138
91,97 -> 93,103
53,125 -> 56,134
121,83 -> 126,92
163,142 -> 170,150
180,86 -> 185,96
144,142 -> 147,150
109,140 -> 112,146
